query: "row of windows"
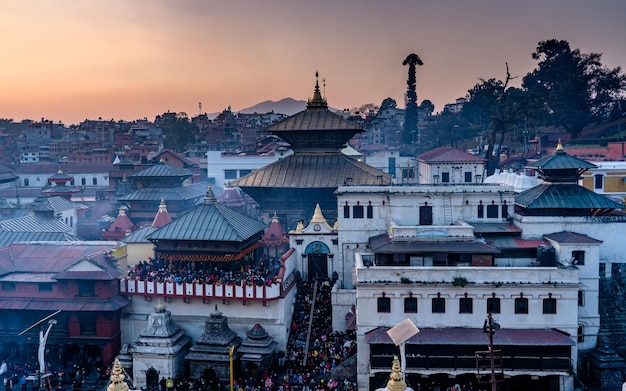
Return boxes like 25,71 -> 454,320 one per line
343,204 -> 374,219
24,177 -> 99,187
224,169 -> 252,180
377,296 -> 558,315
2,282 -> 94,296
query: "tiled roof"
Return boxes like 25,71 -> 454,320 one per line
119,186 -> 204,202
229,153 -> 392,188
0,242 -> 120,276
266,109 -> 363,133
129,162 -> 193,179
147,188 -> 267,242
0,296 -> 129,311
417,147 -> 486,163
544,231 -> 603,244
515,183 -> 624,209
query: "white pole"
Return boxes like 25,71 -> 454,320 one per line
399,341 -> 406,379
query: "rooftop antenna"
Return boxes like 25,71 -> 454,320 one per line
198,102 -> 202,115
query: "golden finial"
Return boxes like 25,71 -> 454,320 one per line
295,221 -> 305,234
272,211 -> 279,223
555,138 -> 564,152
158,198 -> 168,212
107,359 -> 129,391
118,206 -> 126,217
310,203 -> 327,223
386,355 -> 407,391
155,297 -> 166,313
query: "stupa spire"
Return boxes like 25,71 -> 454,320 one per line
307,71 -> 328,110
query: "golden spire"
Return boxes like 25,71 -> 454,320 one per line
107,359 -> 129,391
307,71 -> 328,110
555,138 -> 564,152
295,220 -> 305,234
386,355 -> 407,391
310,203 -> 327,223
158,198 -> 168,213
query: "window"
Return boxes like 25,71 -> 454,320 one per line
366,205 -> 373,219
419,205 -> 433,226
487,297 -> 501,314
92,177 -> 97,185
578,290 -> 585,306
24,178 -> 29,187
543,298 -> 557,314
441,172 -> 450,183
343,205 -> 350,218
78,281 -> 95,297
572,250 -> 585,266
38,283 -> 53,292
600,263 -> 606,278
353,205 -> 364,218
377,297 -> 391,313
477,204 -> 484,218
502,204 -> 509,219
404,297 -> 418,313
432,297 -> 446,313
224,170 -> 237,180
388,157 -> 396,177
459,298 -> 473,313
81,315 -> 96,335
464,172 -> 472,183
2,282 -> 16,291
514,297 -> 528,314
594,174 -> 603,190
577,325 -> 585,342
486,204 -> 499,218
239,169 -> 252,177
81,177 -> 86,186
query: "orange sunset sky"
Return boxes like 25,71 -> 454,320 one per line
1,0 -> 625,125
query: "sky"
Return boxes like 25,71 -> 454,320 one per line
1,0 -> 625,125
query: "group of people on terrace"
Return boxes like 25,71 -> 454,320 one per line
126,255 -> 280,287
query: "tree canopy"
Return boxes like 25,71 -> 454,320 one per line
159,112 -> 197,151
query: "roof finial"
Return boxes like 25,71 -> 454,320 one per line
555,138 -> 564,152
307,71 -> 328,110
204,185 -> 217,204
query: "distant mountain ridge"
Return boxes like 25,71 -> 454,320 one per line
239,98 -> 307,116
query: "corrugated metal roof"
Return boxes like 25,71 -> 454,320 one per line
417,147 -> 486,163
147,189 -> 267,242
527,149 -> 596,170
0,215 -> 72,232
368,233 -> 500,254
0,232 -> 81,248
119,186 -> 204,201
366,327 -> 575,346
129,162 -> 193,179
121,225 -> 156,243
471,222 -> 521,234
516,183 -> 624,209
29,196 -> 88,212
229,153 -> 392,188
487,237 -> 547,249
544,231 -> 603,244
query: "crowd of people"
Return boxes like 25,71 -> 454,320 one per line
126,257 -> 279,287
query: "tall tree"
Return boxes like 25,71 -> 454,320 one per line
160,112 -> 197,152
403,53 -> 424,147
523,39 -> 626,138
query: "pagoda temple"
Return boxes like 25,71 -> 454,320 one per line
230,73 -> 392,228
119,161 -> 203,226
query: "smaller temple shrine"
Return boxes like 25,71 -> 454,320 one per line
103,206 -> 136,241
260,212 -> 288,259
185,305 -> 242,382
107,358 -> 130,391
374,356 -> 412,391
42,169 -> 81,199
238,323 -> 277,381
131,300 -> 191,389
